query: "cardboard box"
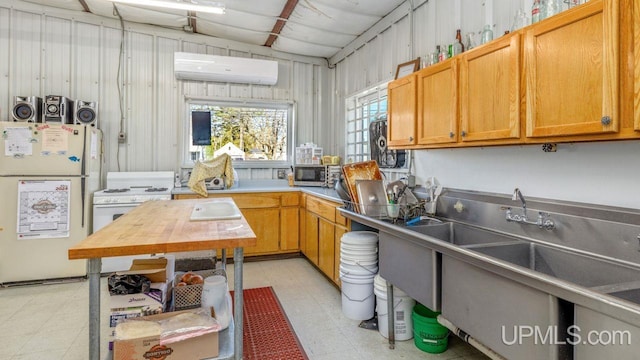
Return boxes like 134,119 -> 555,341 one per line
113,310 -> 219,360
108,258 -> 173,338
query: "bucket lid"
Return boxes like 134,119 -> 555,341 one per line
340,257 -> 378,266
341,231 -> 378,246
339,263 -> 378,276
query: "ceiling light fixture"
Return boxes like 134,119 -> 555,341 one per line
108,0 -> 225,14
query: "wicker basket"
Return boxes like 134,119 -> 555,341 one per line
172,269 -> 227,311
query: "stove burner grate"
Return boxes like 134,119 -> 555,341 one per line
145,187 -> 169,192
103,188 -> 130,193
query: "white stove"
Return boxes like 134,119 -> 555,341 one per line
92,171 -> 174,273
93,171 -> 174,205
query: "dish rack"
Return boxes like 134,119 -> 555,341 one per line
338,199 -> 429,223
173,268 -> 227,311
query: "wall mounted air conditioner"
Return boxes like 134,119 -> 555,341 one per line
174,52 -> 278,85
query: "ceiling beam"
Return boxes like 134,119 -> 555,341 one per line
188,11 -> 197,33
78,0 -> 90,12
264,0 -> 298,47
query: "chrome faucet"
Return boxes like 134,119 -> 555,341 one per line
512,188 -> 527,218
501,188 -> 556,231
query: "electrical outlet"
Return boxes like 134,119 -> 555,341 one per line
277,169 -> 286,179
118,132 -> 126,143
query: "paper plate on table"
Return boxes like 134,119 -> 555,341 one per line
342,160 -> 383,213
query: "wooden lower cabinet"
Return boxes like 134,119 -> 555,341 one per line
334,225 -> 349,285
318,218 -> 335,279
303,195 -> 350,286
280,207 -> 299,251
241,208 -> 280,255
173,192 -> 299,257
304,211 -> 319,265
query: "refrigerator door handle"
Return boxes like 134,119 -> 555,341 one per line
81,128 -> 87,228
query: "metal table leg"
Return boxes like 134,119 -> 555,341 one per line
386,280 -> 395,349
221,248 -> 227,269
233,247 -> 244,360
88,258 -> 101,360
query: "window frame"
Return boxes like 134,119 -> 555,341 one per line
182,97 -> 296,169
344,84 -> 388,164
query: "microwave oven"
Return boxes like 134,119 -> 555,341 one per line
293,165 -> 327,187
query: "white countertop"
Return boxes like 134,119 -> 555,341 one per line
172,180 -> 343,203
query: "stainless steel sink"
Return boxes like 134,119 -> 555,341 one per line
406,222 -> 521,246
472,242 -> 640,288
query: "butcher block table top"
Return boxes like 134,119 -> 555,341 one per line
68,198 -> 257,260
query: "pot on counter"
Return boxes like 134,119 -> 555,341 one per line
335,176 -> 353,210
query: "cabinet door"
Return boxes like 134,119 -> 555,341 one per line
241,208 -> 280,255
304,212 -> 319,265
280,207 -> 299,251
387,74 -> 417,147
318,218 -> 335,280
525,0 -> 619,137
417,59 -> 459,145
299,208 -> 306,254
635,0 -> 640,131
460,32 -> 521,142
334,225 -> 349,286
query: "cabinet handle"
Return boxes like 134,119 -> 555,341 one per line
449,132 -> 454,138
461,131 -> 467,137
601,116 -> 611,126
409,136 -> 414,142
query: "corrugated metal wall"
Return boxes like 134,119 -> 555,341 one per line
0,1 -> 328,180
330,0 -> 535,156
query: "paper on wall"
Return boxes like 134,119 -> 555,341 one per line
91,131 -> 98,159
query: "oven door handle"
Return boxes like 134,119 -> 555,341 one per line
93,204 -> 138,208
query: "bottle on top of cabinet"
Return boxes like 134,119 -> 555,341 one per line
532,0 -> 542,23
452,29 -> 464,56
481,25 -> 493,44
542,0 -> 562,19
438,45 -> 449,62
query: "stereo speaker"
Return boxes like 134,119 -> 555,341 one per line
44,95 -> 73,124
74,100 -> 98,127
12,96 -> 42,123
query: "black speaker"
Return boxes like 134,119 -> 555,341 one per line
44,95 -> 73,124
191,111 -> 212,146
74,100 -> 98,127
12,96 -> 42,123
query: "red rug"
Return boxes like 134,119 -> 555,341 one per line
231,287 -> 308,360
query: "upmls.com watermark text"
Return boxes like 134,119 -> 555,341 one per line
502,325 -> 632,346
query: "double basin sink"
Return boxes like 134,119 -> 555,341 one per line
398,219 -> 640,304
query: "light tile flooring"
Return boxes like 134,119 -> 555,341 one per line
0,258 -> 488,359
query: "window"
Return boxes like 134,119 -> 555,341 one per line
345,85 -> 388,163
185,100 -> 293,166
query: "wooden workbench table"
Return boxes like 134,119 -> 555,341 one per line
69,198 -> 257,360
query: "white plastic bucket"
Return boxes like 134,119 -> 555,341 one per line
341,231 -> 379,247
202,275 -> 231,330
340,273 -> 376,320
339,263 -> 378,277
340,232 -> 379,267
340,254 -> 378,266
374,274 -> 415,341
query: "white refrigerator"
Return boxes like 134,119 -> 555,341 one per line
0,121 -> 102,284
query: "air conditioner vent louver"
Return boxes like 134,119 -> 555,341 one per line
174,52 -> 278,85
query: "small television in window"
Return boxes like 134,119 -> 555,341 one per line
191,111 -> 212,146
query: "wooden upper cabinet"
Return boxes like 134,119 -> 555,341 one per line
460,32 -> 521,142
525,0 -> 619,137
387,74 -> 417,147
417,59 -> 459,145
635,0 -> 640,131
